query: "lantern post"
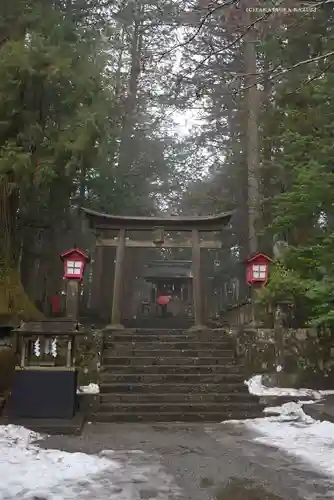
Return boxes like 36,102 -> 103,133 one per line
246,253 -> 272,287
60,248 -> 89,321
246,253 -> 272,325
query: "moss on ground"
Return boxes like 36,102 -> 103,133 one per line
0,268 -> 43,323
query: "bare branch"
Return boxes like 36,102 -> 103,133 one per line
158,0 -> 239,61
286,61 -> 334,95
168,9 -> 276,94
238,50 -> 334,94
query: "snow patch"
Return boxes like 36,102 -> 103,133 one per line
0,425 -> 117,499
227,378 -> 334,478
245,406 -> 334,477
263,401 -> 315,420
245,374 -> 334,400
77,383 -> 100,394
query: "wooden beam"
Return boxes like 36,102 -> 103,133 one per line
96,238 -> 222,249
93,222 -> 226,232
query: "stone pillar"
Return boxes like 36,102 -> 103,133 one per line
65,280 -> 79,320
109,227 -> 126,329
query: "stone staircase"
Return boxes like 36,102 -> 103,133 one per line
94,328 -> 264,422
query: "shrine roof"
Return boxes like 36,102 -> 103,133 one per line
82,208 -> 232,231
60,248 -> 89,261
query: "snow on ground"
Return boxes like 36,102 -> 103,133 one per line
0,425 -> 181,500
0,425 -> 116,499
246,374 -> 334,400
245,403 -> 334,478
77,383 -> 100,394
263,401 -> 315,417
228,374 -> 334,478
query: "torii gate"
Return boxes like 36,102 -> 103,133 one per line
82,208 -> 232,330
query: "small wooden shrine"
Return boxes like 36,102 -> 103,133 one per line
10,320 -> 81,421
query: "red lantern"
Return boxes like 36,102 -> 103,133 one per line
246,253 -> 272,286
60,248 -> 89,281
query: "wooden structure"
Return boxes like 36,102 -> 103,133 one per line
83,208 -> 232,329
143,260 -> 192,299
138,260 -> 193,319
10,320 -> 81,420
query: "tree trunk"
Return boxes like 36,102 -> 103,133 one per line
117,1 -> 143,190
244,5 -> 260,255
261,50 -> 274,254
0,175 -> 42,323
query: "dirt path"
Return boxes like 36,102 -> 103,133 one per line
40,422 -> 334,499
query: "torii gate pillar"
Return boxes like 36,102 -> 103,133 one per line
110,227 -> 126,329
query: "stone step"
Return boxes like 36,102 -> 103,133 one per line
102,356 -> 236,366
123,319 -> 194,328
104,340 -> 233,350
100,382 -> 248,394
98,401 -> 262,413
92,409 -> 264,422
100,373 -> 245,384
101,364 -> 244,375
100,392 -> 257,403
130,328 -> 226,333
97,327 -> 252,423
104,348 -> 235,358
108,333 -> 232,343
131,329 -> 194,333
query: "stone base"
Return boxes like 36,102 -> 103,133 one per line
262,372 -> 299,388
0,412 -> 85,435
303,396 -> 334,423
78,393 -> 100,419
11,368 -> 77,419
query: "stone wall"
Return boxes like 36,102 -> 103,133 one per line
224,302 -> 254,327
76,328 -> 102,385
223,301 -> 275,328
232,326 -> 334,389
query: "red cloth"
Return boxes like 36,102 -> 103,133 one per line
51,295 -> 60,313
157,295 -> 170,305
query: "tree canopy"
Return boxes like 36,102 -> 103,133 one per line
1,0 -> 334,327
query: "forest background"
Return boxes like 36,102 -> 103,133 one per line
1,0 -> 334,329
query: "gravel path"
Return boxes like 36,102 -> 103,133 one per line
40,422 -> 334,499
